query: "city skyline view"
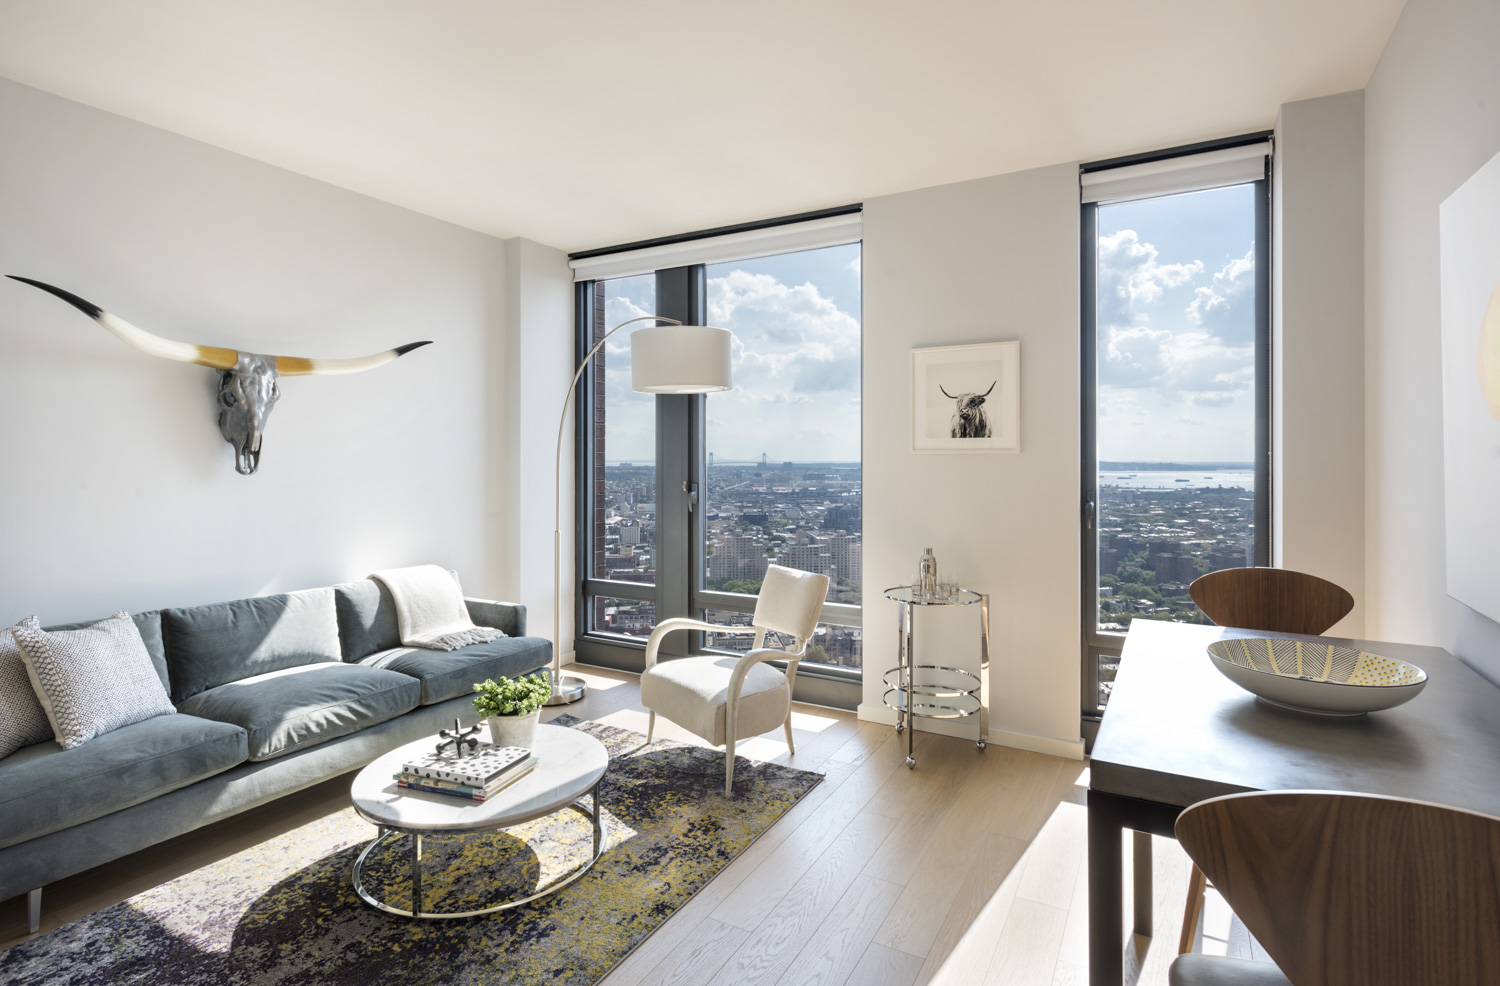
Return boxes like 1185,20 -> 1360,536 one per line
592,244 -> 865,670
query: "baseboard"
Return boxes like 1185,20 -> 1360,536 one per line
856,702 -> 1086,761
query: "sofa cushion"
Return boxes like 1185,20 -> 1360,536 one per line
0,630 -> 53,759
332,579 -> 402,661
356,635 -> 552,706
162,587 -> 343,703
47,610 -> 168,694
640,656 -> 791,747
0,713 -> 247,850
176,663 -> 420,761
12,613 -> 177,750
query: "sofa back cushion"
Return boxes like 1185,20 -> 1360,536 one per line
161,588 -> 342,703
45,611 -> 168,694
332,580 -> 403,662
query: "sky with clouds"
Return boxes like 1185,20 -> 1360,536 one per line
598,186 -> 1255,468
1096,183 -> 1258,463
602,243 -> 862,463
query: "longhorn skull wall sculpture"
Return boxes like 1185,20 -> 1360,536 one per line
7,276 -> 431,474
940,381 -> 996,439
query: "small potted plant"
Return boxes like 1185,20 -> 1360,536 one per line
472,673 -> 550,748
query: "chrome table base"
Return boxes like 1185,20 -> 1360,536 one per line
351,783 -> 603,919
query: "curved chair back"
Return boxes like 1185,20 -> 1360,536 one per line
752,564 -> 830,647
1188,567 -> 1353,635
1176,791 -> 1500,986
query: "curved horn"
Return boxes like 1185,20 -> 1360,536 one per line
980,380 -> 996,397
276,340 -> 432,377
7,276 -> 238,370
940,385 -> 957,399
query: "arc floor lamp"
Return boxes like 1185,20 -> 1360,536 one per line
546,315 -> 734,705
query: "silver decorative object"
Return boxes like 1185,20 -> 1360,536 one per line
7,276 -> 431,475
920,547 -> 938,599
434,719 -> 485,757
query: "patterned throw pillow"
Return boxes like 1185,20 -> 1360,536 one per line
11,612 -> 175,750
0,630 -> 53,758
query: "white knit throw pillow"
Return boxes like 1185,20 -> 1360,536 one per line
0,629 -> 53,758
11,612 -> 175,750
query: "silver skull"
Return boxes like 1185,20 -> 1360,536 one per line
217,354 -> 281,475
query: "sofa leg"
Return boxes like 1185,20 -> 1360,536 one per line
27,887 -> 41,935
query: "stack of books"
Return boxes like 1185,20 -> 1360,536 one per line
396,743 -> 537,802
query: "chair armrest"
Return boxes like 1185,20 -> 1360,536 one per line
464,597 -> 526,637
643,618 -> 758,669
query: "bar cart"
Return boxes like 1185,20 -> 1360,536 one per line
882,585 -> 990,767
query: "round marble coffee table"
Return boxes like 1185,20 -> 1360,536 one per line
350,722 -> 609,919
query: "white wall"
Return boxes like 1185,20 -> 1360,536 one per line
1274,91 -> 1366,636
860,163 -> 1084,759
1364,0 -> 1500,682
501,238 -> 576,659
0,76 -> 511,624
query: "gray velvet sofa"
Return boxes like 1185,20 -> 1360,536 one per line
0,577 -> 551,931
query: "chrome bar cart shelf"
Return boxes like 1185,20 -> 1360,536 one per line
882,585 -> 990,767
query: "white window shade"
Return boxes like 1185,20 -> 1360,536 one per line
569,212 -> 862,282
1081,142 -> 1270,204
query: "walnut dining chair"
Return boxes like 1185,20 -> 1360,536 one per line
639,564 -> 829,796
1178,566 -> 1355,955
1170,790 -> 1500,986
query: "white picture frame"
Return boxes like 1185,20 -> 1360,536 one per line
911,341 -> 1020,453
1440,147 -> 1500,622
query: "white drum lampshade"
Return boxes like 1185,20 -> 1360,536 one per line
631,324 -> 734,394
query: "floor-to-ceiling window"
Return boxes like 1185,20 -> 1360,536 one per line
571,214 -> 863,704
700,244 -> 863,670
1081,139 -> 1271,718
589,274 -> 657,640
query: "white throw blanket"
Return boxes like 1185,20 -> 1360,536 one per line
370,565 -> 506,651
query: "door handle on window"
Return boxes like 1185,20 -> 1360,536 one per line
683,481 -> 699,512
1084,493 -> 1096,530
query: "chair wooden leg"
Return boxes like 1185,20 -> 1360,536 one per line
724,734 -> 736,796
646,710 -> 656,743
783,717 -> 795,755
1179,862 -> 1208,955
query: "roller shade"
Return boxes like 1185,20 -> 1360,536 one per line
569,212 -> 862,282
1081,142 -> 1270,204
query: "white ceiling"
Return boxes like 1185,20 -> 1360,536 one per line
0,1 -> 1404,252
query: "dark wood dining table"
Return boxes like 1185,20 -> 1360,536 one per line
1087,619 -> 1500,986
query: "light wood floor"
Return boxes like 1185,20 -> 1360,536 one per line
0,666 -> 1200,985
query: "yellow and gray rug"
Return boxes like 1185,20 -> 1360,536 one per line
0,715 -> 821,985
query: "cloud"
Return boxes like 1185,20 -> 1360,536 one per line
1186,247 -> 1255,343
1175,416 -> 1206,426
1097,229 -> 1203,328
708,269 -> 860,396
1191,392 -> 1237,407
847,256 -> 861,276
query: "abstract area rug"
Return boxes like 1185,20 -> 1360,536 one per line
0,715 -> 821,985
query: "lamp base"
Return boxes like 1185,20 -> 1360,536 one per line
544,675 -> 587,706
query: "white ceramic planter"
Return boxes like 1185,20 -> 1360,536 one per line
487,710 -> 539,749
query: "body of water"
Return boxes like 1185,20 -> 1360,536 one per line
1100,469 -> 1254,490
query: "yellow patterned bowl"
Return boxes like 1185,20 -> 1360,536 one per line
1206,636 -> 1427,717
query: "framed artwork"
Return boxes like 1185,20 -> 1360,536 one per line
1441,147 -> 1500,622
911,341 -> 1020,453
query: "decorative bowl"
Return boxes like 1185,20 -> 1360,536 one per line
1205,636 -> 1427,717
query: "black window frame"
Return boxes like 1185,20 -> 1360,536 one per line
569,235 -> 864,710
1080,135 -> 1274,731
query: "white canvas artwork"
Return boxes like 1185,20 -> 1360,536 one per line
911,341 -> 1020,452
1440,148 -> 1500,622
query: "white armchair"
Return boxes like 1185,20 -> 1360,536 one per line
640,565 -> 830,795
